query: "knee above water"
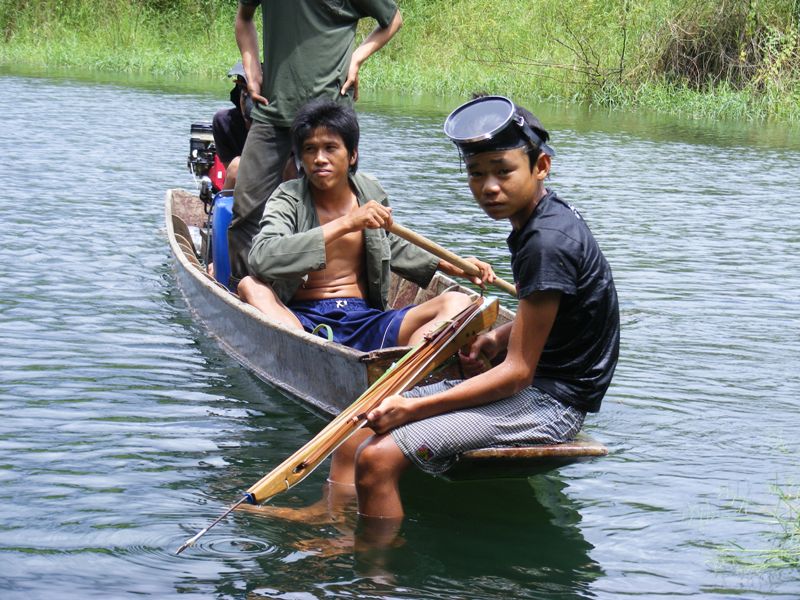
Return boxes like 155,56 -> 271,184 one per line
441,290 -> 473,310
237,275 -> 255,297
355,442 -> 395,485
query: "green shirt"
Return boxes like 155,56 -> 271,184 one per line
240,0 -> 398,127
248,172 -> 439,309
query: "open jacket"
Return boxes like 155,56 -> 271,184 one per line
247,171 -> 439,309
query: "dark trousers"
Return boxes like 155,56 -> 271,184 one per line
229,120 -> 293,285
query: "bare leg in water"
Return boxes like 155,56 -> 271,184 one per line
235,428 -> 372,524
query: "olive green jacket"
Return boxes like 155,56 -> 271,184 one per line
247,172 -> 439,309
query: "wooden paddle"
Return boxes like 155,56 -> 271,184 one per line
388,223 -> 517,297
175,296 -> 499,554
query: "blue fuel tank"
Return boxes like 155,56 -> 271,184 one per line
211,190 -> 234,290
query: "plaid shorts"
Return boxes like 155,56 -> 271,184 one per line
391,380 -> 586,475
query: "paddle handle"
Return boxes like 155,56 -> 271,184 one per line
389,223 -> 517,297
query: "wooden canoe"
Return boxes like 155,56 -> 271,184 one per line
165,188 -> 607,480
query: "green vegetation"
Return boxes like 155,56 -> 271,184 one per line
721,483 -> 800,570
0,0 -> 238,75
1,0 -> 799,121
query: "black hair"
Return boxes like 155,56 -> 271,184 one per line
526,146 -> 542,172
514,106 -> 552,172
291,99 -> 360,173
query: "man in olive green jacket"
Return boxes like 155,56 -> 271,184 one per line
239,100 -> 495,355
248,170 -> 438,313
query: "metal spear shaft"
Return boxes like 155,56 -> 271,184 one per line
175,495 -> 250,555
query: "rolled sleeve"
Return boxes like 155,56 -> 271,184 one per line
352,0 -> 398,28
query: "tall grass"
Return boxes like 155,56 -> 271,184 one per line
1,0 -> 799,121
362,0 -> 800,120
0,0 -> 237,75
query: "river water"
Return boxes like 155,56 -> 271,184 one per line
1,69 -> 799,599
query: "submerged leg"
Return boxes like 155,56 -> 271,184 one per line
328,428 -> 373,486
235,480 -> 357,525
235,429 -> 373,524
355,433 -> 410,519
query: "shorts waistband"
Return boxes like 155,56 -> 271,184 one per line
289,297 -> 369,310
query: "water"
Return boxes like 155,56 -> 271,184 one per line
1,69 -> 799,599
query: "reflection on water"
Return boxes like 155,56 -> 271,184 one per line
203,475 -> 600,599
1,69 -> 799,599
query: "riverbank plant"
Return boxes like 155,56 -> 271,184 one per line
1,0 -> 798,121
0,0 -> 238,75
721,483 -> 800,570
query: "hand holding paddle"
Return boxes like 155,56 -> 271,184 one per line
388,223 -> 517,297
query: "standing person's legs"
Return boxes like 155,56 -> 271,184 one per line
228,121 -> 292,285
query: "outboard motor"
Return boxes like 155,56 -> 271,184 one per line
188,123 -> 217,201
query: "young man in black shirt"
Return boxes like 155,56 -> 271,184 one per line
356,96 -> 620,520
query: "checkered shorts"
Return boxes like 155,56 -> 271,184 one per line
390,380 -> 585,475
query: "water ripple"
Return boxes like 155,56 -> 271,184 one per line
2,73 -> 799,599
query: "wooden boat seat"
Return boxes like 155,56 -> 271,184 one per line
170,189 -> 208,228
443,434 -> 608,481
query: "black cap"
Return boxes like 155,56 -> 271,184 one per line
227,61 -> 247,82
513,105 -> 554,157
444,95 -> 554,158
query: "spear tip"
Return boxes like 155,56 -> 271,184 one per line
175,527 -> 206,555
175,542 -> 190,555
174,496 -> 248,555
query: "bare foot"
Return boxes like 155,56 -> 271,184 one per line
235,501 -> 334,525
234,482 -> 359,525
294,533 -> 356,557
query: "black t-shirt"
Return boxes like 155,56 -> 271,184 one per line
212,106 -> 248,165
507,189 -> 620,412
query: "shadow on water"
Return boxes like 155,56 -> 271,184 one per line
390,474 -> 601,598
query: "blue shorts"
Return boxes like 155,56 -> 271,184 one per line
288,297 -> 414,352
